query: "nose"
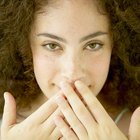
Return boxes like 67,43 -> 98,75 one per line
60,54 -> 86,83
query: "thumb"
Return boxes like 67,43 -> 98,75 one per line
1,92 -> 17,130
129,107 -> 140,140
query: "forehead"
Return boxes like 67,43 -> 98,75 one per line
32,0 -> 109,40
35,0 -> 106,20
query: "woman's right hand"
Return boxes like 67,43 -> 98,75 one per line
0,92 -> 64,140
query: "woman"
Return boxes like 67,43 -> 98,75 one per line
0,0 -> 140,139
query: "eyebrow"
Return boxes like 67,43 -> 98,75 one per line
37,31 -> 108,43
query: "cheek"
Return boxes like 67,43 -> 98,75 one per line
87,52 -> 110,75
33,54 -> 58,84
87,54 -> 111,94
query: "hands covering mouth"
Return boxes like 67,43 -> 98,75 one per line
59,80 -> 88,107
54,80 -> 128,140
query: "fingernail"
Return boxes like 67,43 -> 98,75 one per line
61,80 -> 66,85
53,115 -> 62,125
4,92 -> 8,100
4,92 -> 9,104
55,95 -> 64,104
74,80 -> 80,87
60,81 -> 67,88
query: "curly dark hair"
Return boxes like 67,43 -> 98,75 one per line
0,0 -> 140,117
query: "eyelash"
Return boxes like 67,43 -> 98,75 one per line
84,41 -> 103,51
41,41 -> 103,52
42,42 -> 62,52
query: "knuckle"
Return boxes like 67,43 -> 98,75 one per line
89,128 -> 99,140
100,124 -> 114,137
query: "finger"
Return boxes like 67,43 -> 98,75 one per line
75,80 -> 111,124
41,108 -> 63,134
59,137 -> 66,140
129,107 -> 140,140
60,82 -> 97,129
1,92 -> 17,131
24,93 -> 60,124
56,95 -> 87,140
54,115 -> 78,140
42,107 -> 64,124
49,127 -> 63,140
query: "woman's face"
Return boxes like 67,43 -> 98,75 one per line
30,0 -> 112,99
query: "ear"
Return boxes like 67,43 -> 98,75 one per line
129,107 -> 140,140
1,92 -> 17,131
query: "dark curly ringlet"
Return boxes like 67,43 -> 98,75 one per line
99,0 -> 140,110
0,0 -> 139,117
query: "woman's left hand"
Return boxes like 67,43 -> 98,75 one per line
54,80 -> 128,140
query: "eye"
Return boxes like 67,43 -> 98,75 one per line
85,42 -> 103,51
42,43 -> 62,51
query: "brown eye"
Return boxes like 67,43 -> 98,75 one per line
85,43 -> 103,51
42,43 -> 61,51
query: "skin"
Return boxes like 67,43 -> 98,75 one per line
30,0 -> 112,100
1,0 -> 140,140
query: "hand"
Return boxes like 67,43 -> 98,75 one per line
129,107 -> 140,140
1,92 -> 63,140
54,80 -> 128,140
